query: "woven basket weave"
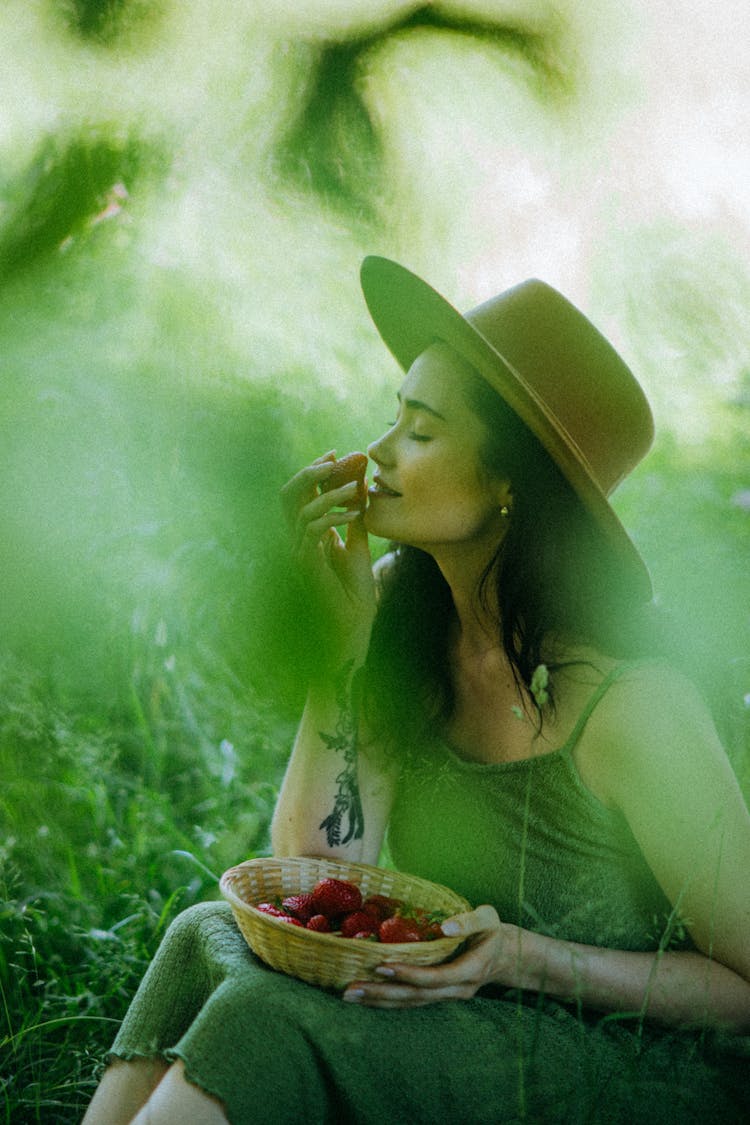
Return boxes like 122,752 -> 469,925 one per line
220,856 -> 470,990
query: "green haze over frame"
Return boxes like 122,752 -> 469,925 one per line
0,0 -> 746,736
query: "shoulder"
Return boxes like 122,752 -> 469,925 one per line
597,660 -> 717,749
602,659 -> 710,719
584,660 -> 735,811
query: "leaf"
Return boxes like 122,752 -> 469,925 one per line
530,664 -> 550,709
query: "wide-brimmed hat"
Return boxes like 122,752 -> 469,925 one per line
360,255 -> 654,601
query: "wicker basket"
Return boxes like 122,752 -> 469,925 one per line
220,856 -> 470,990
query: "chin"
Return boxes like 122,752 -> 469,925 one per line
363,509 -> 390,537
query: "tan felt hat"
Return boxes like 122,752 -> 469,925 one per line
360,255 -> 654,601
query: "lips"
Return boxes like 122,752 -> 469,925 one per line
370,475 -> 401,497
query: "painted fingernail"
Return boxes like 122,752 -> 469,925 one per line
343,989 -> 364,1002
374,966 -> 395,977
441,921 -> 460,936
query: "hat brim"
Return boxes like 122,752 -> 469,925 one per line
360,255 -> 652,602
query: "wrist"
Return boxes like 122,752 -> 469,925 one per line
492,924 -> 555,993
307,651 -> 367,709
315,627 -> 372,683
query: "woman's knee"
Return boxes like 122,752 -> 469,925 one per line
152,900 -> 235,967
163,900 -> 232,938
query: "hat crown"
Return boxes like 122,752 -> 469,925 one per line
466,279 -> 653,496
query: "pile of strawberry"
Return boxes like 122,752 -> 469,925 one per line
255,877 -> 448,943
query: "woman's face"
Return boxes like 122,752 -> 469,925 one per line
365,343 -> 511,559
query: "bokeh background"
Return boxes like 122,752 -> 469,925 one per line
1,0 -> 749,1117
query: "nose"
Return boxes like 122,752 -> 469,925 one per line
367,424 -> 394,466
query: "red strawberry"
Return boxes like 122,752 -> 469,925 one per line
417,919 -> 445,941
276,915 -> 303,927
320,452 -> 368,511
362,894 -> 403,923
339,911 -> 378,938
306,914 -> 332,933
311,878 -> 362,918
321,452 -> 368,491
255,902 -> 287,917
378,915 -> 424,944
282,893 -> 315,923
406,906 -> 449,941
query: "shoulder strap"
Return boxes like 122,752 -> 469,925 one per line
561,662 -> 636,755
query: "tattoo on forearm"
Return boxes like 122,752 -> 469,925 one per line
318,660 -> 365,847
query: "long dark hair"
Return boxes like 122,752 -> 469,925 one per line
360,359 -> 657,754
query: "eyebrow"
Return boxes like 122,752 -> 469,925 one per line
397,392 -> 447,421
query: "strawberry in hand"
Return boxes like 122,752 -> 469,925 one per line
319,452 -> 368,512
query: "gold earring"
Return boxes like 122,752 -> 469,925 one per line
500,505 -> 510,519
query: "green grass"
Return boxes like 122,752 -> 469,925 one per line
0,650 -> 293,1122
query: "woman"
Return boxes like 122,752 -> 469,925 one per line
83,257 -> 750,1124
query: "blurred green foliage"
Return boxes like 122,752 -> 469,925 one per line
273,7 -> 571,222
0,131 -> 150,279
60,0 -> 161,46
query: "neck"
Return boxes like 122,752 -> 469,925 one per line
431,541 -> 502,657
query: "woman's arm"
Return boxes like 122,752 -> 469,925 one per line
499,926 -> 750,1031
594,665 -> 750,1002
343,907 -> 750,1032
271,660 -> 396,864
272,456 -> 395,863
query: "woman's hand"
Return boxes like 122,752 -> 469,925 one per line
342,905 -> 515,1009
280,452 -> 376,663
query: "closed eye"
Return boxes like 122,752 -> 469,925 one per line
387,417 -> 431,442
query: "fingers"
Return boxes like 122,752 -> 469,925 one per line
440,905 -> 500,939
342,947 -> 491,1006
343,508 -> 370,555
291,483 -> 363,561
371,936 -> 493,991
340,957 -> 480,1009
280,455 -> 336,528
281,452 -> 369,559
293,510 -> 359,570
280,453 -> 375,647
342,979 -> 473,1008
340,905 -> 504,1009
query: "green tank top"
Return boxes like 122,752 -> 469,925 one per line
387,664 -> 689,952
